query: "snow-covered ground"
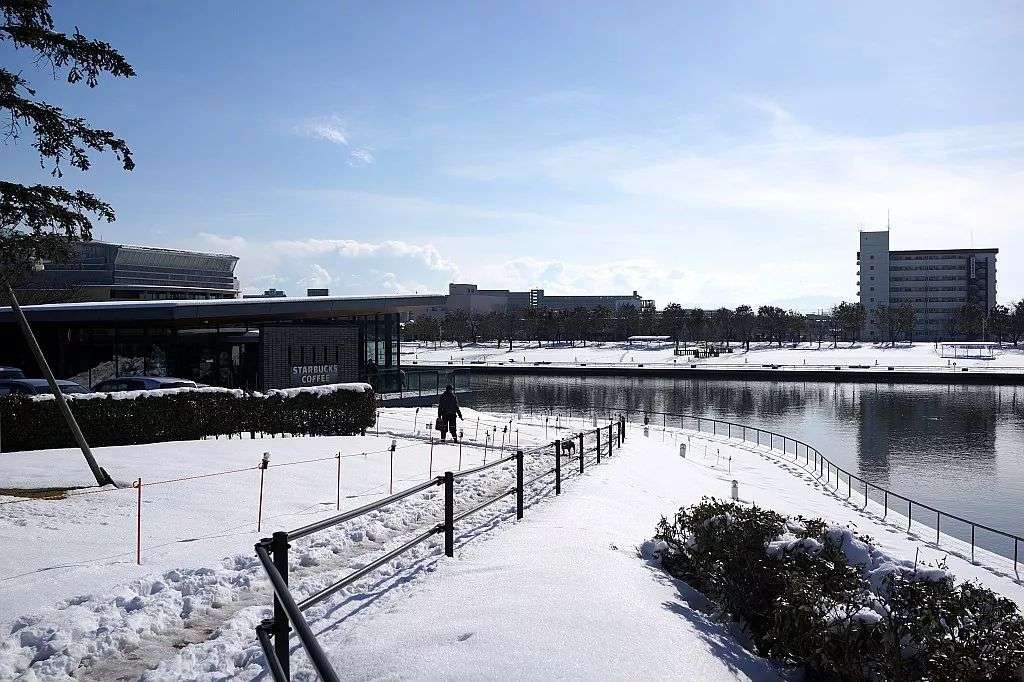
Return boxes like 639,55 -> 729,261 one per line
407,340 -> 1024,372
1,408 -> 1021,679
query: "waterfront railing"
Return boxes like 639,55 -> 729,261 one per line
507,400 -> 1022,580
255,418 -> 626,680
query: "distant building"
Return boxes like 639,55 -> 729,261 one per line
243,288 -> 287,299
858,230 -> 997,340
445,283 -> 653,315
307,288 -> 329,297
14,240 -> 239,302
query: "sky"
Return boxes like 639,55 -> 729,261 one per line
3,1 -> 1023,310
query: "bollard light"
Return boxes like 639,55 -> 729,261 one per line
260,452 -> 271,470
679,443 -> 686,458
731,480 -> 739,501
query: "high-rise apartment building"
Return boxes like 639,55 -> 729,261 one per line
858,230 -> 997,340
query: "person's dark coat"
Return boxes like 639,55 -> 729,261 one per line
438,388 -> 462,418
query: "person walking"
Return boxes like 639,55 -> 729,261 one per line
437,384 -> 463,443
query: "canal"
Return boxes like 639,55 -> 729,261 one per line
462,373 -> 1024,553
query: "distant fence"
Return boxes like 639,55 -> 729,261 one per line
255,417 -> 626,680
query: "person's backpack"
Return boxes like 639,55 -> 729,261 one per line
435,415 -> 444,431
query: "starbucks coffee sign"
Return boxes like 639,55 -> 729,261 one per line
291,364 -> 339,386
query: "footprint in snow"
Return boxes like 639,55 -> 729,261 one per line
457,633 -> 474,642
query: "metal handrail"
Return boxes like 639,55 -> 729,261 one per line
255,538 -> 341,682
290,476 -> 441,540
571,403 -> 1021,573
254,417 -> 627,680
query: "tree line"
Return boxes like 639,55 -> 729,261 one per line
404,300 -> 1024,348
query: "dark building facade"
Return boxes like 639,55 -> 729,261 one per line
14,241 -> 240,303
0,295 -> 444,391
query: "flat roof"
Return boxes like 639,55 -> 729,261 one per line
0,294 -> 448,325
891,248 -> 998,256
93,240 -> 239,261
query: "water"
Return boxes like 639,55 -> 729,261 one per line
464,373 -> 1024,555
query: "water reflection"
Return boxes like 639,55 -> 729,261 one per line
465,374 -> 1024,538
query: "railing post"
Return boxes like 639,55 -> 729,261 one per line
971,524 -> 975,563
515,450 -> 524,520
597,427 -> 602,464
444,472 -> 454,557
580,433 -> 585,474
936,512 -> 940,545
608,423 -> 613,455
555,440 -> 562,495
271,531 -> 290,678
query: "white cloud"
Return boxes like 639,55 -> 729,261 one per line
293,115 -> 375,166
347,148 -> 375,166
294,115 -> 348,146
194,234 -> 457,297
436,101 -> 1024,303
297,263 -> 333,288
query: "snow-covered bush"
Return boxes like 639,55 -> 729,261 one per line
0,383 -> 376,451
654,498 -> 1024,681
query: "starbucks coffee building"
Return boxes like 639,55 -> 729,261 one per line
0,294 -> 444,392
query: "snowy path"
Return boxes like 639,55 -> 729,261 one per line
313,431 -> 780,681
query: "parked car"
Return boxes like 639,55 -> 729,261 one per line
0,366 -> 25,379
0,379 -> 89,396
91,376 -> 198,392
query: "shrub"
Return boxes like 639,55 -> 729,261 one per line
0,384 -> 376,452
654,498 -> 1024,681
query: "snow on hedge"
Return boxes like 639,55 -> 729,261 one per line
265,382 -> 372,398
31,385 -> 245,402
29,382 -> 371,402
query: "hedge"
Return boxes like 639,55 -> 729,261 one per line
650,499 -> 1024,681
0,384 -> 376,452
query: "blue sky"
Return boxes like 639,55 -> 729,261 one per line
4,1 -> 1023,308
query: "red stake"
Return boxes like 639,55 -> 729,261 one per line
134,477 -> 142,565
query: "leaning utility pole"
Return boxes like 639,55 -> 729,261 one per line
4,283 -> 112,486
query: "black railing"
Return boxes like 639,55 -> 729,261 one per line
255,416 -> 626,680
547,402 -> 1020,578
370,368 -> 470,397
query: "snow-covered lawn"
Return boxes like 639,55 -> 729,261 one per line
1,408 -> 1021,679
407,340 -> 1024,371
